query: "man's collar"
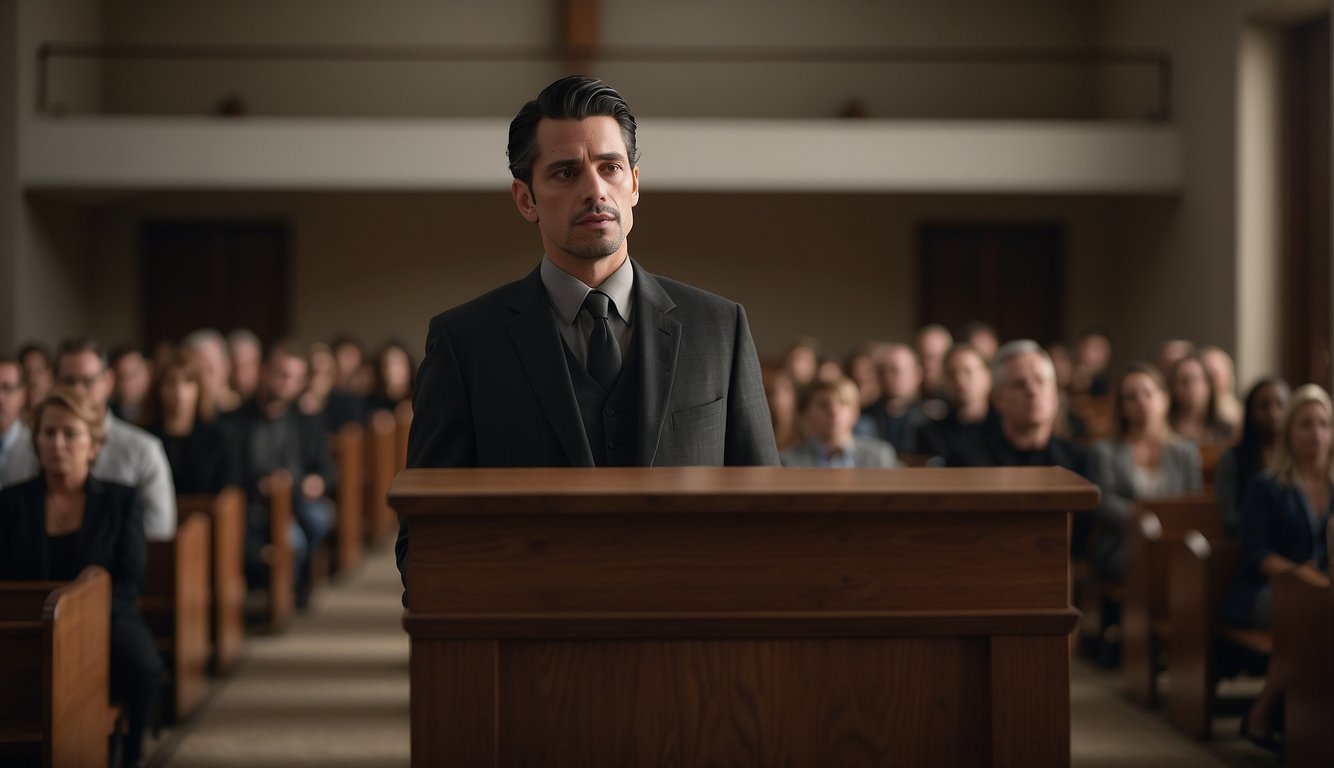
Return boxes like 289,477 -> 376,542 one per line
540,255 -> 635,326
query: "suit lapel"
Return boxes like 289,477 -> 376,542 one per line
633,263 -> 681,466
506,268 -> 595,467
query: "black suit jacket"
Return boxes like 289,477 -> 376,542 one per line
0,476 -> 145,618
398,260 -> 780,584
220,399 -> 336,503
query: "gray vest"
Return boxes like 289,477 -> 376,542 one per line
564,342 -> 640,467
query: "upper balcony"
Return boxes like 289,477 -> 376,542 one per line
20,43 -> 1182,194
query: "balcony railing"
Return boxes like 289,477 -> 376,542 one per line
36,42 -> 1172,121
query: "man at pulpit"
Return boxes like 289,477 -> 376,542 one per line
397,76 -> 780,593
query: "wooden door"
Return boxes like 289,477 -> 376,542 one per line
917,222 -> 1064,344
141,220 -> 289,347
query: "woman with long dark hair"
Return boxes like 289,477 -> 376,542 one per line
1215,378 -> 1290,534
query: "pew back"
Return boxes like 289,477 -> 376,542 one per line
1120,493 -> 1219,706
142,512 -> 212,721
394,400 -> 412,477
364,410 -> 397,543
0,567 -> 112,768
331,422 -> 365,575
176,488 -> 246,674
1167,531 -> 1242,738
263,470 -> 295,631
1273,566 -> 1334,767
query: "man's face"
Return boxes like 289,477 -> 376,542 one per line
113,352 -> 152,405
994,351 -> 1058,432
879,347 -> 922,401
265,352 -> 308,406
512,116 -> 639,267
0,362 -> 25,432
804,389 -> 857,447
56,350 -> 112,409
945,350 -> 991,410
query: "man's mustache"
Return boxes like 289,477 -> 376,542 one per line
570,204 -> 621,225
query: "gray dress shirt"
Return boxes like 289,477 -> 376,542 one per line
540,255 -> 635,370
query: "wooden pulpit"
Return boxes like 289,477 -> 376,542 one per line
392,466 -> 1098,767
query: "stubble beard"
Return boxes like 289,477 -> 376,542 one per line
563,206 -> 625,261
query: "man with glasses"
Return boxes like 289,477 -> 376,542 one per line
0,356 -> 35,487
3,338 -> 176,540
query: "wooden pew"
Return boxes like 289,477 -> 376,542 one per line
395,400 -> 412,476
1120,492 -> 1218,706
1272,559 -> 1333,766
1166,530 -> 1268,738
176,488 -> 246,675
330,421 -> 365,575
0,566 -> 114,768
141,512 -> 212,722
259,470 -> 295,632
364,409 -> 397,544
1198,442 -> 1225,488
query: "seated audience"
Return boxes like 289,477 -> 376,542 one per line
856,343 -> 932,455
1221,384 -> 1332,751
945,340 -> 1101,557
781,377 -> 897,468
366,340 -> 416,414
764,371 -> 800,451
1,338 -> 177,541
1091,364 -> 1203,581
781,336 -> 821,390
331,334 -> 369,396
844,345 -> 882,408
1168,352 -> 1236,448
228,328 -> 263,403
0,356 -> 35,486
1216,377 -> 1290,535
17,342 -> 54,411
914,324 -> 953,401
183,328 -> 242,414
109,344 -> 153,425
1047,341 -> 1074,392
918,343 -> 994,465
1156,338 -> 1194,378
1199,345 -> 1243,434
1072,329 -> 1113,397
143,347 -> 238,495
225,341 -> 335,608
303,342 -> 366,432
960,321 -> 1000,362
0,388 -> 163,768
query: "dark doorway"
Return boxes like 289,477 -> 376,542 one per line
141,220 -> 290,348
1282,15 -> 1332,389
917,223 -> 1064,344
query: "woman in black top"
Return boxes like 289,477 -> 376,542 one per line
1215,378 -> 1289,534
0,388 -> 162,767
143,346 -> 237,495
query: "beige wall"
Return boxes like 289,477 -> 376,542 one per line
82,189 -> 1121,364
1,2 -> 17,348
3,0 -> 102,352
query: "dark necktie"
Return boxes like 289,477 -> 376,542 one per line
583,290 -> 621,390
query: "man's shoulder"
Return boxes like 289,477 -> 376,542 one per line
431,271 -> 539,329
639,267 -> 738,314
106,416 -> 166,456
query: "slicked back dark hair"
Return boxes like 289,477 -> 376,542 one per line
507,76 -> 639,189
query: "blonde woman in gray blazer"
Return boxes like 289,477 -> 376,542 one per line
1092,364 -> 1204,581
